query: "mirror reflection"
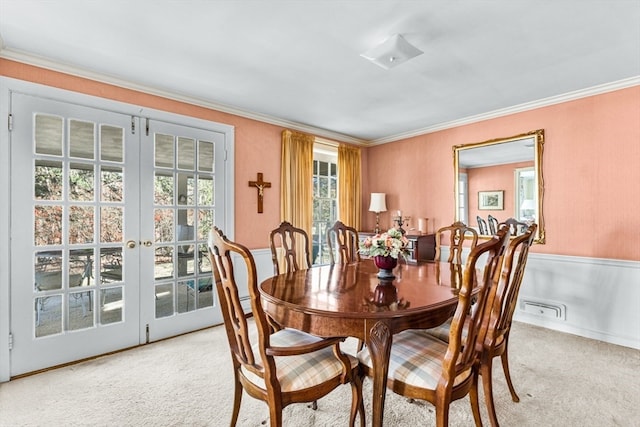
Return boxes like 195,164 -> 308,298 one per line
454,129 -> 545,244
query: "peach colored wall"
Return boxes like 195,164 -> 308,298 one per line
5,60 -> 639,260
363,86 -> 640,261
467,161 -> 533,223
1,59 -> 282,249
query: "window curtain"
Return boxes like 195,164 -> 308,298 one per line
338,144 -> 362,231
280,130 -> 314,267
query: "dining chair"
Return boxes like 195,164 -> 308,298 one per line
499,217 -> 529,236
208,227 -> 364,427
357,227 -> 510,427
487,215 -> 499,235
475,223 -> 537,427
326,220 -> 361,264
434,221 -> 479,264
477,216 -> 488,235
269,221 -> 312,275
425,224 -> 537,427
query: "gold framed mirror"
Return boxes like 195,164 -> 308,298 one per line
453,129 -> 545,244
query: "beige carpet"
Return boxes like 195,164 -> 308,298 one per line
1,321 -> 638,426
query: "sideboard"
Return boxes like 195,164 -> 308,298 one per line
359,231 -> 436,264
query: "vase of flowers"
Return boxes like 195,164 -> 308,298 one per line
359,227 -> 409,279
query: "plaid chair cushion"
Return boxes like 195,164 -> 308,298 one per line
243,328 -> 357,392
357,329 -> 471,390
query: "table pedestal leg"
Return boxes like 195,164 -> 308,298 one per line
367,321 -> 392,427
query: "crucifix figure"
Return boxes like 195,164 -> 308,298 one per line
248,172 -> 271,213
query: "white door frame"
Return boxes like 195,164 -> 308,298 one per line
0,77 -> 235,382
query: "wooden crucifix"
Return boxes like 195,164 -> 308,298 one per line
248,172 -> 271,213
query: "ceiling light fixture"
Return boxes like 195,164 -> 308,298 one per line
360,34 -> 423,70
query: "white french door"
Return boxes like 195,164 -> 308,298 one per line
9,91 -> 227,377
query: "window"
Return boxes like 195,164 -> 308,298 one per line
312,146 -> 337,265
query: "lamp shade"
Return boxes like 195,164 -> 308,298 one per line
520,199 -> 535,211
369,193 -> 387,213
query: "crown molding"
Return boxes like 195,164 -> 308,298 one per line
369,76 -> 640,145
2,49 -> 637,147
0,49 -> 368,146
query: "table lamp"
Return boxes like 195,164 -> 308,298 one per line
369,193 -> 387,234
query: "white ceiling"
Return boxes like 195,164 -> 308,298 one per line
1,0 -> 639,144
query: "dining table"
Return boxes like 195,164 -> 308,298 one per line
259,258 -> 467,427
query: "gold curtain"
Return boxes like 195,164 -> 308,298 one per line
280,130 -> 314,266
338,144 -> 362,231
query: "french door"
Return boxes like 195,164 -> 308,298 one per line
9,92 -> 226,376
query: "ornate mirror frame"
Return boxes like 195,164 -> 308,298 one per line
453,129 -> 545,244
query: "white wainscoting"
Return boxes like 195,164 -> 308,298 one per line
230,248 -> 274,313
513,253 -> 640,349
250,248 -> 640,350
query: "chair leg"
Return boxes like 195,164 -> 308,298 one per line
481,358 -> 500,427
307,400 -> 318,410
349,373 -> 365,427
470,368 -> 483,427
230,371 -> 243,427
500,347 -> 520,402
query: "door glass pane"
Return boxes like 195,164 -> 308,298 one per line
197,209 -> 214,240
69,206 -> 95,244
35,295 -> 62,337
176,173 -> 194,205
100,248 -> 123,284
154,172 -> 174,205
100,207 -> 123,243
100,287 -> 123,324
155,134 -> 174,168
34,205 -> 63,246
198,140 -> 214,172
69,119 -> 95,159
69,163 -> 95,201
198,176 -> 213,206
34,250 -> 63,292
154,246 -> 174,280
177,137 -> 195,170
100,125 -> 124,162
155,283 -> 174,318
68,290 -> 94,331
177,280 -> 196,313
35,160 -> 63,200
101,166 -> 123,202
35,114 -> 63,156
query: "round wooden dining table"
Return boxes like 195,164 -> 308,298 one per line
259,259 -> 464,427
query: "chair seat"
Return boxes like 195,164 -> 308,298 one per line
357,330 -> 471,390
244,328 -> 358,393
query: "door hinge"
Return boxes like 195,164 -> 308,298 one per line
8,333 -> 13,350
131,116 -> 136,134
145,118 -> 149,136
145,324 -> 150,344
8,114 -> 13,131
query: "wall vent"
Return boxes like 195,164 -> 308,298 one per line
520,300 -> 566,320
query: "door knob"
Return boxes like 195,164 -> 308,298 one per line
142,240 -> 153,247
126,240 -> 137,249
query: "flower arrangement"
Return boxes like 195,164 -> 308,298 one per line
359,227 -> 409,259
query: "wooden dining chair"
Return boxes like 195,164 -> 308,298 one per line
487,215 -> 499,235
269,221 -> 312,275
477,216 -> 488,235
425,224 -> 537,427
434,221 -> 479,264
208,227 -> 365,427
499,217 -> 529,236
474,223 -> 537,427
326,220 -> 361,264
357,227 -> 510,427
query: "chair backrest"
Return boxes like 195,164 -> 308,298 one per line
208,227 -> 273,383
482,223 -> 537,347
499,217 -> 529,236
441,227 -> 510,391
487,215 -> 499,235
477,216 -> 488,235
434,221 -> 479,264
326,220 -> 361,264
269,221 -> 312,275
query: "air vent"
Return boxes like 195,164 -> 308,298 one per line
520,300 -> 566,320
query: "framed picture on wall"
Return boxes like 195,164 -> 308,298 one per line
478,190 -> 504,210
